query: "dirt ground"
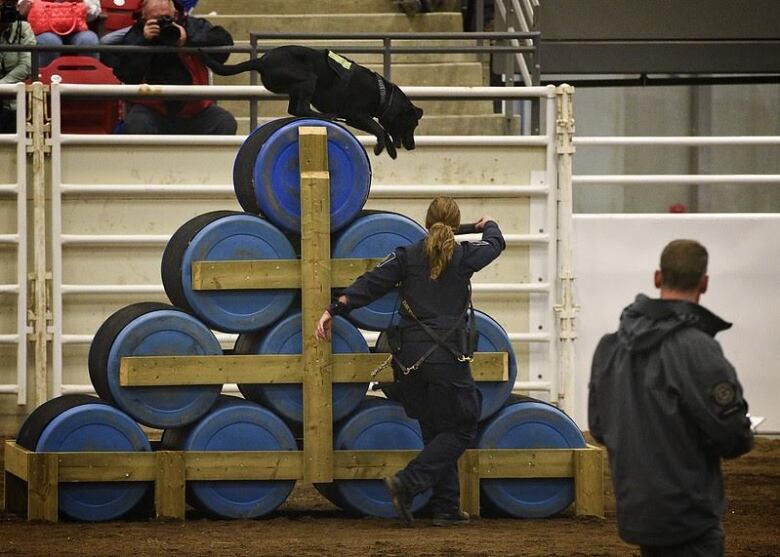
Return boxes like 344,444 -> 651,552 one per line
1,437 -> 778,557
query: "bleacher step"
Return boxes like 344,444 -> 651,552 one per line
212,61 -> 486,87
196,0 -> 461,15
220,98 -> 496,118
207,13 -> 463,39
235,114 -> 520,136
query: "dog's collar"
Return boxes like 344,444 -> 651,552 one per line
376,73 -> 395,120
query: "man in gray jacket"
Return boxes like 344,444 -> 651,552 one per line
589,239 -> 753,557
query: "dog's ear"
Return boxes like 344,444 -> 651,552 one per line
414,107 -> 423,119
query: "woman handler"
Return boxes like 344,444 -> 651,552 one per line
315,196 -> 505,526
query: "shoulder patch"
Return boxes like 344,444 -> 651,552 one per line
327,51 -> 352,70
376,252 -> 396,268
711,381 -> 736,406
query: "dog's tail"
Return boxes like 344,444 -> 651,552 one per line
200,50 -> 266,76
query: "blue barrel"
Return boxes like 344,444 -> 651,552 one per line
161,396 -> 297,519
477,396 -> 586,518
252,118 -> 371,233
332,211 -> 426,331
376,309 -> 516,422
235,312 -> 369,423
315,398 -> 431,518
161,211 -> 297,333
88,302 -> 222,429
16,395 -> 151,522
234,118 -> 297,214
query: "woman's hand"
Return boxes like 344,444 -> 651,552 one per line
314,310 -> 333,342
474,215 -> 495,231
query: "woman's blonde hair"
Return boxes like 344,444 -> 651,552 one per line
424,196 -> 460,280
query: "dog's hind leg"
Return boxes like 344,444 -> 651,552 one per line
344,115 -> 397,159
286,79 -> 333,120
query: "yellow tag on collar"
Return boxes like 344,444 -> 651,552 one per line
328,51 -> 352,70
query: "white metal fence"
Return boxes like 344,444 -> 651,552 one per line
0,83 -> 28,405
44,84 -> 569,410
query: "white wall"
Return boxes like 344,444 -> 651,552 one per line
572,214 -> 780,433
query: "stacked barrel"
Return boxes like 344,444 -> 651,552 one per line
16,118 -> 585,521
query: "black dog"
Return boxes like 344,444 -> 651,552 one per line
202,46 -> 423,159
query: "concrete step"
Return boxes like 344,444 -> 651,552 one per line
226,40 -> 485,65
207,13 -> 463,39
221,97 -> 495,118
196,0 -> 461,15
212,61 -> 486,87
235,114 -> 520,136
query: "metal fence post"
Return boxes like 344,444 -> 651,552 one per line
249,34 -> 259,132
382,38 -> 392,81
554,84 -> 578,416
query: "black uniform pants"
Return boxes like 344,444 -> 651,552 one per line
394,360 -> 481,515
640,526 -> 724,557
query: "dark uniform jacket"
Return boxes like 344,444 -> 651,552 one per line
342,220 -> 505,367
110,16 -> 232,116
589,294 -> 753,546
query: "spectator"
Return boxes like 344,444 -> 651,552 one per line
110,0 -> 236,135
0,0 -> 35,133
99,0 -> 192,46
18,0 -> 100,68
589,239 -> 754,556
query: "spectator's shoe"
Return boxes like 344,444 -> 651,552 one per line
432,510 -> 471,527
383,475 -> 414,525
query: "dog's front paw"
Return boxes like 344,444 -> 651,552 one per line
385,141 -> 398,159
373,140 -> 385,156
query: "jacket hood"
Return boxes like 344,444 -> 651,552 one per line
616,294 -> 732,353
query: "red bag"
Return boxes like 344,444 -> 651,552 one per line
27,1 -> 88,36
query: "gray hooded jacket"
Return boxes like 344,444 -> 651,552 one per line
589,294 -> 753,546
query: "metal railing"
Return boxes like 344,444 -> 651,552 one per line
43,83 -> 568,408
0,83 -> 28,405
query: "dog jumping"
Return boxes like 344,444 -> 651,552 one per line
202,46 -> 424,159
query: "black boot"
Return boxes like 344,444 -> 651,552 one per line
432,510 -> 470,527
383,475 -> 414,525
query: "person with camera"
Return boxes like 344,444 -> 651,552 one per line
0,0 -> 35,133
17,0 -> 100,68
110,0 -> 236,135
315,197 -> 505,526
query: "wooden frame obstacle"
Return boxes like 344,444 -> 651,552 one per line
2,126 -> 604,522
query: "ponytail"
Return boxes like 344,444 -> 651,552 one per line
425,222 -> 456,280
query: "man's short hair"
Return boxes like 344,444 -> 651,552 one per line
660,239 -> 708,291
143,0 -> 175,10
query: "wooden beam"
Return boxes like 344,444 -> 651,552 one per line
4,441 -> 29,480
191,258 -> 386,291
478,448 -> 575,478
185,451 -> 303,481
458,450 -> 481,517
154,451 -> 185,520
120,354 -> 305,386
26,452 -> 58,522
192,259 -> 302,290
574,447 -> 605,517
120,352 -> 509,387
333,450 -> 419,480
57,452 -> 156,482
299,126 -> 334,484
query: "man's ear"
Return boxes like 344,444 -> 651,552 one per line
654,270 -> 662,289
699,275 -> 709,295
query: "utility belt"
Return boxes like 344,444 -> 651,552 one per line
380,285 -> 477,376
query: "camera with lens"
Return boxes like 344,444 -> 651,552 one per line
0,3 -> 20,24
156,15 -> 181,46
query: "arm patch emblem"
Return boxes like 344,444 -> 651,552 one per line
712,381 -> 736,406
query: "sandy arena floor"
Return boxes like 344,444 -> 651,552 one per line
1,437 -> 778,556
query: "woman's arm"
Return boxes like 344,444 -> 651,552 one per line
315,249 -> 405,341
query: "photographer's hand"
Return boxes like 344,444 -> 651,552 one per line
173,22 -> 187,47
143,18 -> 160,41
